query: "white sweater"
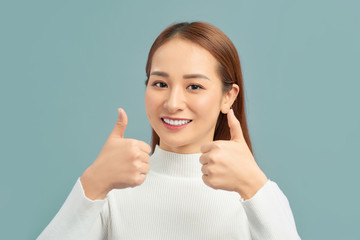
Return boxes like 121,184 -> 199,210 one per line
37,145 -> 301,239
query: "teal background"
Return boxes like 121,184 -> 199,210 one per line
1,0 -> 359,239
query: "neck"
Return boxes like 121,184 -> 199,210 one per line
149,144 -> 203,178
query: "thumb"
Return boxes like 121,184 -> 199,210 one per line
110,108 -> 128,138
227,108 -> 243,141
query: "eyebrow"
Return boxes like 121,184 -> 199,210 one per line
150,71 -> 210,80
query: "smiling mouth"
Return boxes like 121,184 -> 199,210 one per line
161,118 -> 192,126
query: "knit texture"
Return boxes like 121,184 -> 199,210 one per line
37,145 -> 301,239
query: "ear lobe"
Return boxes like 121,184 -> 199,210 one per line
220,107 -> 229,114
220,84 -> 239,114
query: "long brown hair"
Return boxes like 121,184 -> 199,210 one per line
145,21 -> 253,156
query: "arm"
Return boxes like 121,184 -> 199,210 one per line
240,179 -> 301,240
37,177 -> 109,240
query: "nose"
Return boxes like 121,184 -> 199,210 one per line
163,86 -> 186,113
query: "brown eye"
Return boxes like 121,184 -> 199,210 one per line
187,84 -> 203,90
153,82 -> 167,88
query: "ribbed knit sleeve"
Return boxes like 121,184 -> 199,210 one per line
37,177 -> 109,240
241,179 -> 301,239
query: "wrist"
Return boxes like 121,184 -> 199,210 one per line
237,171 -> 268,200
80,167 -> 111,200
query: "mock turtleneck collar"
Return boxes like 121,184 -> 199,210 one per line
149,145 -> 203,178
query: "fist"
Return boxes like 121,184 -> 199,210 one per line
81,108 -> 152,199
199,108 -> 268,199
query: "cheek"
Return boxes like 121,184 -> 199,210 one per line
145,90 -> 159,120
192,93 -> 221,116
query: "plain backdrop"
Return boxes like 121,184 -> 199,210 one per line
1,0 -> 359,239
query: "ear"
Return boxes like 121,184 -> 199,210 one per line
220,84 -> 239,114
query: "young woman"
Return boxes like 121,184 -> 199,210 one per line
38,22 -> 301,239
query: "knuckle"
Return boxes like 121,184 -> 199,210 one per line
146,144 -> 152,153
213,143 -> 221,150
135,161 -> 143,171
210,150 -> 221,162
199,155 -> 205,163
144,155 -> 151,163
133,151 -> 141,160
129,176 -> 138,187
128,139 -> 138,148
207,154 -> 215,164
141,141 -> 152,153
134,175 -> 145,185
131,161 -> 140,170
142,164 -> 150,174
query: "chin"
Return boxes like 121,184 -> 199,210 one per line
159,136 -> 193,149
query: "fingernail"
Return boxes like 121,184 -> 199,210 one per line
118,108 -> 122,120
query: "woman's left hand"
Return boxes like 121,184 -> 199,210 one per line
200,109 -> 268,200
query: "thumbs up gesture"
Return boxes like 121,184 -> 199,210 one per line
199,109 -> 268,200
80,108 -> 152,200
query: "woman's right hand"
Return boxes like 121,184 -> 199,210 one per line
80,108 -> 152,200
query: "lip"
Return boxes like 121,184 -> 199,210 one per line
161,116 -> 192,121
161,118 -> 192,130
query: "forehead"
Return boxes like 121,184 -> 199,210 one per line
151,38 -> 218,75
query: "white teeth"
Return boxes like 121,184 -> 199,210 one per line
163,118 -> 191,126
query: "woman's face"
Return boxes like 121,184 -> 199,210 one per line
145,38 -> 236,154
